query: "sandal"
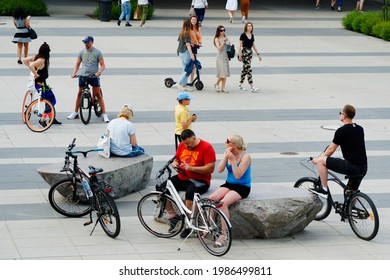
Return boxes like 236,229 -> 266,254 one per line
221,89 -> 229,93
214,84 -> 220,92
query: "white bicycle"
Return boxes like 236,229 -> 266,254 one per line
137,157 -> 232,257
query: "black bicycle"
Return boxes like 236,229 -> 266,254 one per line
76,75 -> 103,125
294,156 -> 379,241
48,138 -> 120,238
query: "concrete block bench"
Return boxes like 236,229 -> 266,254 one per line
179,180 -> 322,239
37,153 -> 153,198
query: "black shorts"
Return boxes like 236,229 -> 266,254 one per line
220,182 -> 251,199
162,175 -> 209,201
326,157 -> 367,190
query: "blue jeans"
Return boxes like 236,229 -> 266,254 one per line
179,51 -> 191,86
119,1 -> 131,23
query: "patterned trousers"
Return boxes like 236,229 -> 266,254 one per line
240,47 -> 253,84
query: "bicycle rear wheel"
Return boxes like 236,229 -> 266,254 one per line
79,90 -> 91,125
93,89 -> 103,117
22,90 -> 34,123
348,192 -> 379,241
294,177 -> 332,221
195,204 -> 232,257
48,178 -> 91,217
95,191 -> 121,238
25,99 -> 55,132
137,192 -> 184,238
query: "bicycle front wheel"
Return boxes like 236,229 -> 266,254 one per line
79,90 -> 91,125
137,192 -> 184,238
348,192 -> 379,241
48,178 -> 91,217
95,191 -> 121,238
294,177 -> 332,221
93,89 -> 103,117
25,99 -> 55,132
22,90 -> 34,123
195,204 -> 232,257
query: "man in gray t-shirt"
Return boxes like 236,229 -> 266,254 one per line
68,36 -> 109,123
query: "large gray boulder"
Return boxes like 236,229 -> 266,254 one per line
228,184 -> 322,239
37,153 -> 153,198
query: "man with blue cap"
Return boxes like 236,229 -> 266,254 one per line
68,36 -> 109,123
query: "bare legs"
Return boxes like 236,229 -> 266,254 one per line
17,42 -> 29,63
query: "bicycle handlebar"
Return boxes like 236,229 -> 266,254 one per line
156,156 -> 176,179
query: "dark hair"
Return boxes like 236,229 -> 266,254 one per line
214,25 -> 225,47
244,22 -> 254,33
34,42 -> 51,69
13,6 -> 26,19
180,129 -> 195,141
342,104 -> 356,119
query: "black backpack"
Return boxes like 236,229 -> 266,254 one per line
226,44 -> 235,60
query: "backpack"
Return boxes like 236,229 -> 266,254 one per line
226,43 -> 235,60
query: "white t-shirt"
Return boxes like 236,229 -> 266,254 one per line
107,118 -> 136,156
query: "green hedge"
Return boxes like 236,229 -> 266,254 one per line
342,10 -> 390,41
95,0 -> 154,21
0,0 -> 47,16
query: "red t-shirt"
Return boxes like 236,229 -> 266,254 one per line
175,139 -> 216,185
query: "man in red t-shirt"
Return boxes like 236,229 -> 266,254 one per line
165,129 -> 216,238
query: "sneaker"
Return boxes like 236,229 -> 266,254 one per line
102,114 -> 110,123
180,228 -> 192,239
125,23 -> 132,27
242,16 -> 246,23
38,119 -> 47,128
67,112 -> 79,119
173,83 -> 183,90
168,215 -> 182,233
309,186 -> 329,199
117,20 -> 121,26
315,5 -> 320,9
250,87 -> 259,93
238,84 -> 247,91
181,87 -> 193,92
52,118 -> 62,125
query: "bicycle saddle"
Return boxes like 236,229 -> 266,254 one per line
88,165 -> 103,175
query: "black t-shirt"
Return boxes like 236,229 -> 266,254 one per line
333,123 -> 367,165
239,33 -> 255,48
36,65 -> 49,84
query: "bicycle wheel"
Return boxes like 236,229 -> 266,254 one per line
93,89 -> 103,117
79,90 -> 91,125
195,204 -> 232,257
95,191 -> 121,238
294,177 -> 332,221
348,192 -> 379,241
137,192 -> 184,238
22,90 -> 34,123
48,178 -> 91,217
25,99 -> 55,132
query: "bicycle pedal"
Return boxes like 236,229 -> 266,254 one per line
83,221 -> 92,226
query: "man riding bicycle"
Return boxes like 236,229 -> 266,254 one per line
310,104 -> 368,198
68,36 -> 109,123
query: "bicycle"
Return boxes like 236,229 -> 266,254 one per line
294,155 -> 379,241
22,80 -> 55,133
137,157 -> 232,257
75,75 -> 103,125
48,138 -> 121,238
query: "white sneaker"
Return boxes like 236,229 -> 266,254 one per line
102,114 -> 110,123
173,83 -> 182,90
238,84 -> 247,91
242,16 -> 246,23
251,87 -> 259,93
67,112 -> 79,119
181,87 -> 193,92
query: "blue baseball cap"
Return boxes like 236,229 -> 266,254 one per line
82,36 -> 94,44
177,92 -> 192,101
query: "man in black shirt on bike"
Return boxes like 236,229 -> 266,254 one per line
310,104 -> 368,198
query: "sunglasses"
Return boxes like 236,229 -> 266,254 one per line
226,138 -> 231,144
339,111 -> 345,116
219,29 -> 226,32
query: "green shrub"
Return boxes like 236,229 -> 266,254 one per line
360,12 -> 382,35
0,0 -> 47,16
372,21 -> 390,41
94,0 -> 155,21
342,10 -> 359,30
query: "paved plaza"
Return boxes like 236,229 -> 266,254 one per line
0,0 -> 390,266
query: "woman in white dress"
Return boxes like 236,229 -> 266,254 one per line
225,0 -> 238,23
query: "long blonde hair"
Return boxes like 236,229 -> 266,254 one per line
179,19 -> 192,41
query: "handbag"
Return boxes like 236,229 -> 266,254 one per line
189,6 -> 195,16
133,5 -> 141,20
97,134 -> 110,158
28,27 -> 37,40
